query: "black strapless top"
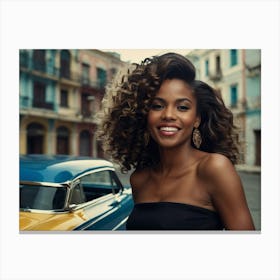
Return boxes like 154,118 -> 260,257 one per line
126,202 -> 225,230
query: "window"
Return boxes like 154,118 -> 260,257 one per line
60,89 -> 68,107
27,122 -> 45,154
79,170 -> 118,202
69,183 -> 86,205
216,55 -> 221,73
205,60 -> 209,76
110,171 -> 122,194
230,84 -> 238,108
33,82 -> 46,107
81,93 -> 94,117
82,63 -> 90,84
97,67 -> 107,88
20,184 -> 67,210
254,130 -> 261,166
230,49 -> 238,66
33,82 -> 53,110
33,50 -> 46,72
20,50 -> 29,68
60,50 -> 70,78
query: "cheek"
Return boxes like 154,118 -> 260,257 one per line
147,112 -> 159,137
147,111 -> 157,127
183,116 -> 195,125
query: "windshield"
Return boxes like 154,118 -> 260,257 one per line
20,184 -> 67,211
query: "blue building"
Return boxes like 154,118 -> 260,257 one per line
19,49 -> 125,157
187,49 -> 261,167
244,50 -> 261,166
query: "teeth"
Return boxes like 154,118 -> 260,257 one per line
160,127 -> 179,132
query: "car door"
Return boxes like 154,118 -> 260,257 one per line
73,168 -> 132,230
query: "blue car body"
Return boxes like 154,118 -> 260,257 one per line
20,155 -> 133,231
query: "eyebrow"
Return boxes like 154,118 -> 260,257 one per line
153,97 -> 193,104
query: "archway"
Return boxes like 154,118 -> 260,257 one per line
27,122 -> 45,154
79,130 -> 91,156
56,126 -> 70,155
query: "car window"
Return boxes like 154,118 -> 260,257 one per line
110,171 -> 122,194
69,183 -> 86,205
79,170 -> 113,202
20,184 -> 67,210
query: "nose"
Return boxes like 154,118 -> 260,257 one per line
161,105 -> 176,121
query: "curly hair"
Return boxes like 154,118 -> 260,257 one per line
97,52 -> 240,172
190,80 -> 240,164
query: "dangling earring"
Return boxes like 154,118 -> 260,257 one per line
192,127 -> 202,149
144,132 -> 150,147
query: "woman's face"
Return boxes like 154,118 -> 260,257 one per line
147,79 -> 200,149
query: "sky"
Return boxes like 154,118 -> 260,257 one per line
100,49 -> 192,63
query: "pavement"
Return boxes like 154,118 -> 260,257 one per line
238,170 -> 261,230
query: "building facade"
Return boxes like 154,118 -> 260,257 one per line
187,49 -> 261,167
20,49 -> 125,158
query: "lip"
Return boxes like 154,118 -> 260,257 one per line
157,124 -> 181,136
157,124 -> 181,130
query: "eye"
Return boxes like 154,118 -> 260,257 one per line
151,103 -> 164,110
177,105 -> 189,111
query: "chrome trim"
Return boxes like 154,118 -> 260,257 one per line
66,167 -> 120,209
20,209 -> 69,214
76,206 -> 118,230
71,167 -> 115,182
20,181 -> 70,188
20,167 -> 122,215
69,193 -> 116,211
112,216 -> 129,231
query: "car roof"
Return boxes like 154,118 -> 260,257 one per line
20,155 -> 114,184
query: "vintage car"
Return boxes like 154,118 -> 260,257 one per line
20,155 -> 133,231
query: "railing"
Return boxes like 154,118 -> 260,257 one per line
20,59 -> 60,78
80,77 -> 106,89
19,52 -> 107,87
20,96 -> 55,111
208,69 -> 222,82
76,109 -> 95,119
59,70 -> 80,83
245,63 -> 261,77
20,96 -> 29,107
33,101 -> 54,110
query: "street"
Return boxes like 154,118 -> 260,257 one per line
116,169 -> 261,230
238,171 -> 261,230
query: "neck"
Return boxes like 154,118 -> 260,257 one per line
156,142 -> 196,174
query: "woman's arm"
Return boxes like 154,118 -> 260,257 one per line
201,154 -> 255,230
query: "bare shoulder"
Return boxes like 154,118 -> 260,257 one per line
199,153 -> 234,173
197,153 -> 239,192
197,153 -> 255,230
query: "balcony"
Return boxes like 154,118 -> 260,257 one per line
82,109 -> 94,118
20,96 -> 29,108
81,77 -> 106,90
33,101 -> 54,110
208,69 -> 223,82
20,61 -> 59,80
246,63 -> 261,77
59,70 -> 80,86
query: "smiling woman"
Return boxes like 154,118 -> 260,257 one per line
97,52 -> 255,231
147,79 -> 199,149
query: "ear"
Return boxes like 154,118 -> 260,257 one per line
194,116 -> 201,128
